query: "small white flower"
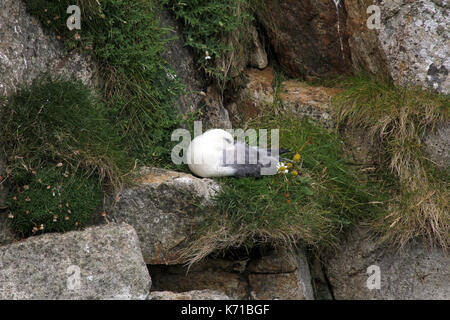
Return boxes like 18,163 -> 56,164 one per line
205,51 -> 212,60
276,162 -> 288,174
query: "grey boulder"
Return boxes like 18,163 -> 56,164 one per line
107,167 -> 220,265
0,223 -> 151,299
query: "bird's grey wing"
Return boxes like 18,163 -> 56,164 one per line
219,142 -> 279,177
219,143 -> 261,177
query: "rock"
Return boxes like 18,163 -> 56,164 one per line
0,223 -> 151,299
344,0 -> 390,76
148,289 -> 230,300
341,127 -> 381,165
279,81 -> 341,129
0,212 -> 17,247
148,249 -> 314,300
107,167 -> 220,265
247,248 -> 297,274
424,122 -> 450,167
308,254 -> 334,300
227,72 -> 341,130
51,51 -> 99,88
248,248 -> 314,300
256,0 -> 352,77
249,273 -> 307,300
248,24 -> 268,70
227,67 -> 274,126
158,10 -> 207,116
0,0 -> 98,96
345,0 -> 450,94
148,264 -> 248,299
325,225 -> 450,300
218,22 -> 268,79
202,85 -> 233,130
0,157 -> 16,247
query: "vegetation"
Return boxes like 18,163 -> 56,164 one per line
0,78 -> 113,236
1,77 -> 130,187
332,74 -> 449,249
4,2 -> 446,255
163,0 -> 254,90
7,166 -> 102,237
6,0 -> 256,237
24,0 -> 184,166
181,116 -> 385,264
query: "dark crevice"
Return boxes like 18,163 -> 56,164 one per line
321,262 -> 336,300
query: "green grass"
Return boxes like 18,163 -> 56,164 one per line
7,165 -> 102,237
332,73 -> 449,249
0,77 -> 127,236
163,0 -> 254,90
9,0 -> 194,236
181,116 -> 384,264
0,77 -> 131,187
24,0 -> 185,166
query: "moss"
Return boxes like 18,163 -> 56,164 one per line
0,77 -> 127,236
7,165 -> 102,237
0,77 -> 130,187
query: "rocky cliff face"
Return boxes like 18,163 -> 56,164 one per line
256,0 -> 352,77
0,223 -> 151,299
158,10 -> 207,116
0,0 -> 448,300
324,225 -> 450,300
106,167 -> 220,265
256,0 -> 449,94
345,0 -> 450,94
0,0 -> 98,96
0,0 -> 99,248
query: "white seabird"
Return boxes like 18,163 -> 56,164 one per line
185,129 -> 289,178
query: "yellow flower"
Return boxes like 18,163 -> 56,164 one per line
287,163 -> 293,169
291,170 -> 298,176
293,153 -> 301,162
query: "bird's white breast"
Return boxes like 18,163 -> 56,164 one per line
186,129 -> 235,178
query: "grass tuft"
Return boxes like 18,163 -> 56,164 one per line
332,73 -> 449,249
0,77 -> 131,188
24,0 -> 185,165
181,116 -> 384,265
7,165 -> 102,237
